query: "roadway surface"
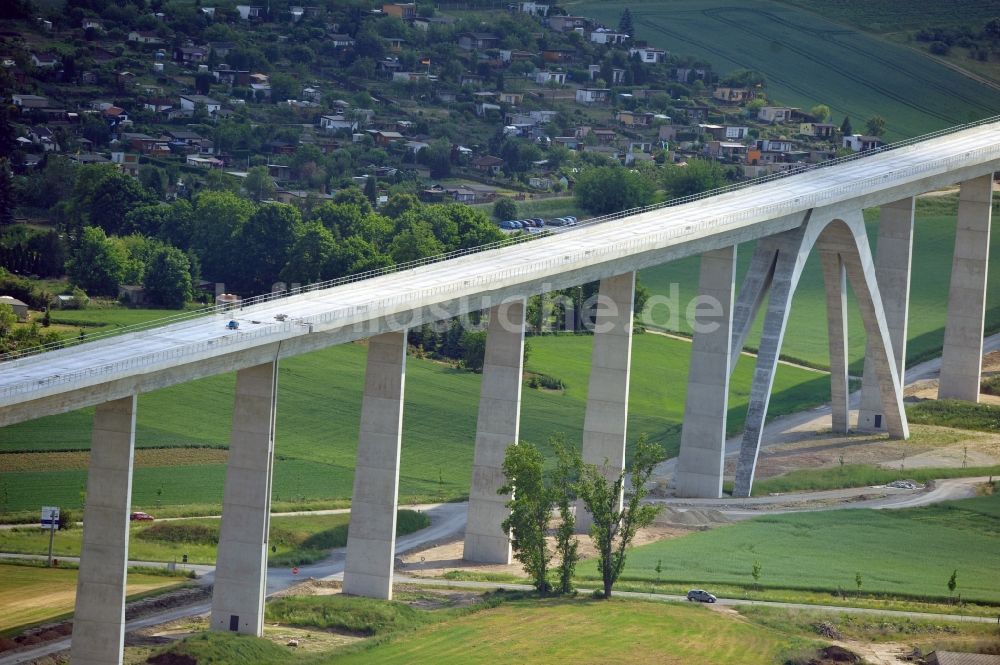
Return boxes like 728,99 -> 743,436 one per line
2,120 -> 999,424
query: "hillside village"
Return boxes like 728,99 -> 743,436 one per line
0,0 -> 893,346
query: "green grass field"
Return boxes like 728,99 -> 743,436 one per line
573,0 -> 1000,137
0,510 -> 428,565
0,333 -> 824,513
639,196 -> 1000,371
0,561 -> 188,635
774,0 -> 1000,33
326,596 -> 813,665
591,492 -> 1000,604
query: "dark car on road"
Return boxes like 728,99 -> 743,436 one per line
687,589 -> 717,603
130,511 -> 154,521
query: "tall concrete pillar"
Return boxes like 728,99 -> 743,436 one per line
939,175 -> 994,402
730,239 -> 780,369
210,361 -> 278,635
464,299 -> 526,563
675,248 -> 736,498
577,272 -> 635,528
821,250 -> 850,433
71,395 -> 137,665
859,197 -> 914,431
343,330 -> 407,599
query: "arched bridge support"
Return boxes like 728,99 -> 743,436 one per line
731,211 -> 909,498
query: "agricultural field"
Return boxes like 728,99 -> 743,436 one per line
639,195 -> 1000,371
0,562 -> 189,635
591,491 -> 1000,604
573,0 -> 1000,137
774,0 -> 1000,33
0,334 -> 824,514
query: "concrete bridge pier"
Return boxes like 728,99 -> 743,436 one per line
939,174 -> 994,402
821,250 -> 850,433
576,272 -> 635,528
674,248 -> 736,498
210,360 -> 278,635
464,299 -> 526,563
343,330 -> 408,599
70,395 -> 137,665
859,197 -> 915,431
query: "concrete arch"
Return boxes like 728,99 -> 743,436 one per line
729,211 -> 908,498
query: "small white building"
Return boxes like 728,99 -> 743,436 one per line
534,70 -> 566,86
628,46 -> 666,64
575,88 -> 609,104
758,106 -> 793,123
179,95 -> 222,114
0,296 -> 28,320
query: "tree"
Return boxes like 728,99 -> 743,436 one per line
0,304 -> 16,340
419,140 -> 452,179
493,197 -> 517,221
499,441 -> 553,593
88,170 -> 153,236
855,571 -> 863,596
143,245 -> 192,308
618,8 -> 634,37
389,221 -> 445,263
865,115 -> 886,137
576,434 -> 664,598
236,202 -> 303,294
244,165 -> 276,202
364,174 -> 378,204
840,115 -> 853,136
751,559 -> 762,591
190,190 -> 256,283
574,165 -> 655,216
810,104 -> 831,122
947,569 -> 957,599
460,330 -> 486,371
280,220 -> 337,285
0,158 -> 13,228
661,159 -> 727,199
552,434 -> 581,594
67,226 -> 127,296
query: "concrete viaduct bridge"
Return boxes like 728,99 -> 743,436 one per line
2,119 -> 998,664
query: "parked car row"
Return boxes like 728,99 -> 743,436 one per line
498,216 -> 578,230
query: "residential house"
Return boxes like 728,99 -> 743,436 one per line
629,45 -> 666,64
235,5 -> 263,19
382,2 -> 416,19
30,53 -> 59,68
842,134 -> 883,152
209,42 -> 237,58
82,18 -> 105,31
186,155 -> 224,168
267,163 -> 291,179
213,67 -> 251,86
458,33 -> 500,51
103,106 -> 129,127
528,176 -> 551,189
712,86 -> 754,104
472,155 -> 504,175
591,129 -> 618,145
385,37 -> 405,53
798,122 -> 836,138
697,124 -> 727,140
679,105 -> 710,122
165,129 -> 203,144
12,94 -> 51,109
320,114 -> 358,133
250,82 -> 271,99
28,126 -> 58,151
705,141 -> 748,161
68,153 -> 112,164
725,126 -> 750,140
534,70 -> 566,85
547,15 -> 588,32
0,296 -> 29,321
575,88 -> 609,104
590,28 -> 628,45
175,46 -> 209,64
542,48 -> 574,63
616,110 -> 654,128
110,151 -> 140,178
758,106 -> 793,123
498,92 -> 523,105
553,136 -> 580,150
372,130 -> 404,147
329,34 -> 355,48
128,31 -> 164,44
476,102 -> 501,117
179,94 -> 222,114
610,68 -> 625,84
143,98 -> 174,113
446,187 -> 477,203
459,73 -> 485,88
755,138 -> 795,153
675,67 -> 707,83
499,49 -> 535,64
516,2 -> 549,17
391,71 -> 429,83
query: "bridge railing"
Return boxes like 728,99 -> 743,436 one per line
1,115 -> 998,368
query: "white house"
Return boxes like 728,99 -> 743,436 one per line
842,134 -> 883,152
179,95 -> 222,114
575,88 -> 609,104
725,126 -> 750,140
534,70 -> 566,85
590,28 -> 628,45
319,115 -> 358,132
235,5 -> 263,19
758,106 -> 793,123
628,46 -> 666,63
517,2 -> 549,16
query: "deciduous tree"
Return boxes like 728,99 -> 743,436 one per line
499,441 -> 553,593
143,245 -> 192,308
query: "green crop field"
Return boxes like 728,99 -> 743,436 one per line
326,596 -> 811,665
774,0 -> 1000,33
639,196 -> 1000,371
589,492 -> 1000,604
0,334 -> 824,513
572,0 -> 1000,137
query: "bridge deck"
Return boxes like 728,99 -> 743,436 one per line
1,121 -> 998,422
